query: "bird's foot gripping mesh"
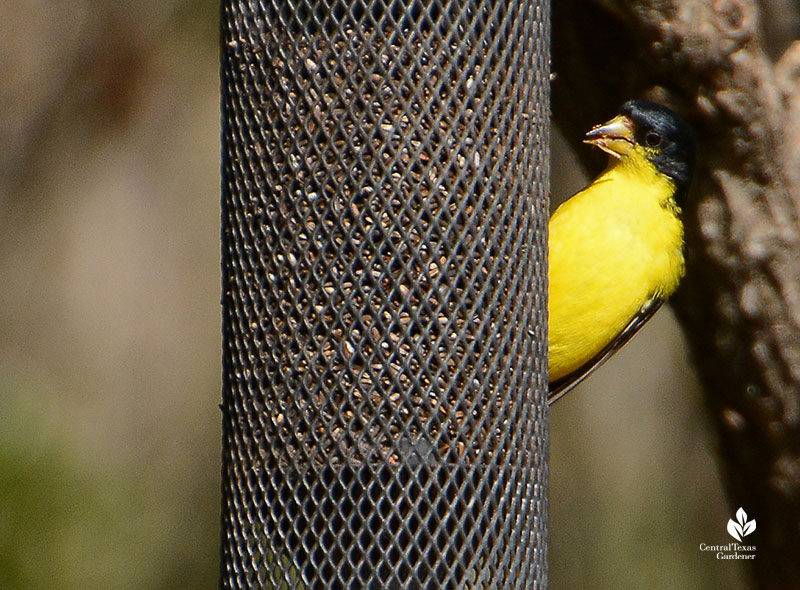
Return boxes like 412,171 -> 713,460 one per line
220,1 -> 550,588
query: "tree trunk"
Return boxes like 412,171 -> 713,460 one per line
551,1 -> 800,587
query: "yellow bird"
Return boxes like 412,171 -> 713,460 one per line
548,100 -> 696,403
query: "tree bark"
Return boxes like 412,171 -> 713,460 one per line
552,1 -> 800,587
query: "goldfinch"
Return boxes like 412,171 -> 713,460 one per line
548,100 -> 696,402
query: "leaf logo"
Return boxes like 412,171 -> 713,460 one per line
727,507 -> 756,542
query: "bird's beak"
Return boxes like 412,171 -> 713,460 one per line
583,114 -> 635,159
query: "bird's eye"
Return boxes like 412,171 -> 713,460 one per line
645,131 -> 662,147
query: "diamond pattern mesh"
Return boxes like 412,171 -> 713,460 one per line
220,1 -> 550,587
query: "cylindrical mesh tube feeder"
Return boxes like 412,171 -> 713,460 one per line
220,1 -> 550,587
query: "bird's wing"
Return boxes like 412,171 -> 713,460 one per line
547,296 -> 665,404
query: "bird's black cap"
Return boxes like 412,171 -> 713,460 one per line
620,100 -> 696,205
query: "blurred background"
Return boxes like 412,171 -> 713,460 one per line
0,1 -> 745,588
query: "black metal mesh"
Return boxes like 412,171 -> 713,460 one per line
220,1 -> 550,587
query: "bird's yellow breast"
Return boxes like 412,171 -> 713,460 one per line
548,154 -> 685,382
